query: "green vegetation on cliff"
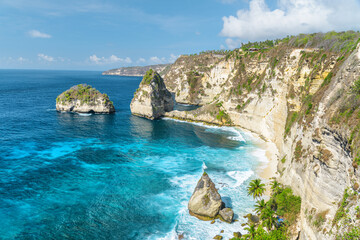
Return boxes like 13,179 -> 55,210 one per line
56,84 -> 113,106
231,180 -> 301,240
288,31 -> 360,53
141,69 -> 162,85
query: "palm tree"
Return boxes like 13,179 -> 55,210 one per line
270,179 -> 281,195
244,224 -> 257,239
261,208 -> 277,231
265,214 -> 278,231
254,199 -> 266,215
247,179 -> 266,200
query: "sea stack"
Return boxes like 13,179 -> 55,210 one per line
188,172 -> 223,220
56,84 -> 115,114
130,69 -> 173,119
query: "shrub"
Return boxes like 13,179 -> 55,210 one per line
321,72 -> 333,87
306,103 -> 313,115
273,187 -> 301,224
285,112 -> 298,135
142,69 -> 154,84
294,141 -> 303,161
333,189 -> 349,226
351,78 -> 360,95
336,226 -> 360,239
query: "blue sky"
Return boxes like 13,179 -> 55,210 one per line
1,0 -> 360,70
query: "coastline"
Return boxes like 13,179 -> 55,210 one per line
253,137 -> 278,180
162,116 -> 279,182
233,126 -> 279,196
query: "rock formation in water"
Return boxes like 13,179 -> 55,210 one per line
130,69 -> 173,119
56,84 -> 115,114
163,31 -> 360,238
188,172 -> 223,220
219,208 -> 234,223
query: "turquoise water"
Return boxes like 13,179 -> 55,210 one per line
0,70 -> 265,239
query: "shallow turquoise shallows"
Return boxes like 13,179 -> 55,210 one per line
0,70 -> 265,240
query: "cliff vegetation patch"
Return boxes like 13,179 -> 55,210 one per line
56,84 -> 113,106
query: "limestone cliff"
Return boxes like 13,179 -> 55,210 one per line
130,69 -> 173,119
162,32 -> 360,239
56,84 -> 115,114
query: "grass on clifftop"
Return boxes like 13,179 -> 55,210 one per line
56,84 -> 113,106
141,69 -> 162,85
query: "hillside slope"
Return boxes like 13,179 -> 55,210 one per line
162,31 -> 360,239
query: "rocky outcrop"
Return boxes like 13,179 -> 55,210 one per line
102,64 -> 171,76
219,208 -> 234,223
130,69 -> 173,119
188,172 -> 222,220
56,84 -> 115,114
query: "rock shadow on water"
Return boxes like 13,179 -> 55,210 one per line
193,127 -> 243,149
56,112 -> 116,138
221,196 -> 233,209
130,115 -> 175,141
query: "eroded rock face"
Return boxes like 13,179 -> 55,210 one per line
188,172 -> 222,219
56,84 -> 115,114
130,69 -> 173,119
219,208 -> 234,223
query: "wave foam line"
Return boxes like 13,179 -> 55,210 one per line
162,117 -> 246,142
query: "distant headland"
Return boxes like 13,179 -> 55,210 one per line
102,64 -> 171,76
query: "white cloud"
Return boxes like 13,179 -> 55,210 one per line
28,30 -> 51,38
89,54 -> 101,64
17,57 -> 28,62
137,58 -> 146,64
221,0 -> 360,42
124,57 -> 132,64
89,54 -> 132,65
169,54 -> 179,63
225,38 -> 241,49
38,53 -> 54,62
109,55 -> 121,63
149,56 -> 163,64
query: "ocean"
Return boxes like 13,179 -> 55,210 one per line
0,70 -> 266,240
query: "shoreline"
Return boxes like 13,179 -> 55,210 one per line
162,116 -> 279,182
232,126 -> 278,196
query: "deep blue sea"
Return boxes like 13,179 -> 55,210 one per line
0,70 -> 267,240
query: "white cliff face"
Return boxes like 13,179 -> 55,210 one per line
56,84 -> 115,114
130,70 -> 173,119
279,45 -> 360,239
56,98 -> 114,113
163,54 -> 231,105
162,45 -> 360,239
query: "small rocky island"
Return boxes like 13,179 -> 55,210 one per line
56,84 -> 115,114
188,172 -> 234,223
130,69 -> 173,119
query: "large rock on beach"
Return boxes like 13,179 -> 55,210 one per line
130,69 -> 173,119
188,172 -> 222,219
56,84 -> 115,114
